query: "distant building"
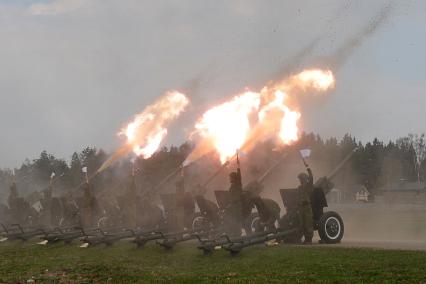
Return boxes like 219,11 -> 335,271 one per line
328,185 -> 368,203
378,181 -> 426,204
355,186 -> 370,202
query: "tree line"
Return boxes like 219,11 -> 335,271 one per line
0,133 -> 425,202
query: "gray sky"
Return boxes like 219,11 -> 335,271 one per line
0,0 -> 425,167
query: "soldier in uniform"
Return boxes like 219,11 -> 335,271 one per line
8,182 -> 35,226
297,164 -> 314,244
80,182 -> 98,228
38,174 -> 63,227
175,179 -> 195,230
39,185 -> 53,227
250,195 -> 281,232
7,182 -> 20,224
226,167 -> 244,236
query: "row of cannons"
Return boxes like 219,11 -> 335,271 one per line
0,151 -> 354,255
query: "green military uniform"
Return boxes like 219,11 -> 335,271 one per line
297,167 -> 314,243
40,185 -> 53,227
257,198 -> 281,231
81,183 -> 98,228
243,190 -> 280,233
175,180 -> 195,230
7,183 -> 34,225
7,182 -> 20,224
227,168 -> 243,236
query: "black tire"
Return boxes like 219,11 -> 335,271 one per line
249,212 -> 262,233
192,212 -> 207,232
318,211 -> 344,244
243,212 -> 262,235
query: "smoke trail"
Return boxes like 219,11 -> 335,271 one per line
329,1 -> 394,69
273,1 -> 354,79
273,37 -> 321,79
326,0 -> 353,26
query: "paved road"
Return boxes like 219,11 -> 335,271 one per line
328,239 -> 426,251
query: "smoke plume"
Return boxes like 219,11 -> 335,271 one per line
329,1 -> 394,69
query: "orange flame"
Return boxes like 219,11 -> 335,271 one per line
274,69 -> 335,93
258,90 -> 301,145
194,92 -> 260,164
120,91 -> 189,159
187,68 -> 335,165
96,91 -> 189,174
293,69 -> 335,91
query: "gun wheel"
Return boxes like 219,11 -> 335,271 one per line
192,214 -> 206,232
250,215 -> 261,233
318,211 -> 344,244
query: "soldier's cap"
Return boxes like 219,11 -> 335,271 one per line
298,172 -> 309,181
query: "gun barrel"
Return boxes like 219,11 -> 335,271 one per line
314,147 -> 358,190
326,148 -> 357,181
256,153 -> 288,185
199,153 -> 238,195
140,166 -> 182,198
200,165 -> 226,193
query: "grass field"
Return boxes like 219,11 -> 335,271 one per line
0,240 -> 425,283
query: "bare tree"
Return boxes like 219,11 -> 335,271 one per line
407,133 -> 426,183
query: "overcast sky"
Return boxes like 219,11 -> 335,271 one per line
0,0 -> 425,167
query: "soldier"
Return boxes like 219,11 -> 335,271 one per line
39,185 -> 53,227
297,164 -> 314,244
80,182 -> 98,228
229,168 -> 242,201
250,195 -> 281,232
175,179 -> 195,230
7,182 -> 20,224
7,182 -> 19,207
226,167 -> 244,236
8,182 -> 35,226
37,173 -> 63,227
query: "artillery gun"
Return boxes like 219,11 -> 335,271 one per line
133,230 -> 169,248
192,155 -> 286,235
80,227 -> 139,247
131,227 -> 215,250
278,148 -> 357,244
131,193 -> 218,250
196,148 -> 356,255
39,227 -> 88,245
155,229 -> 217,250
0,223 -> 48,242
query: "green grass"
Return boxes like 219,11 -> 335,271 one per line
0,240 -> 425,283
